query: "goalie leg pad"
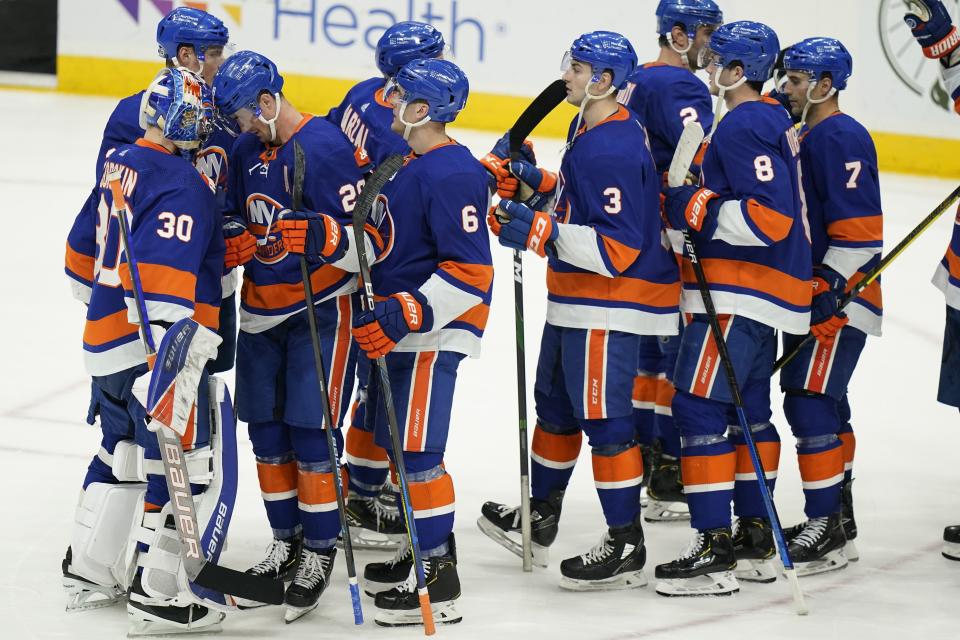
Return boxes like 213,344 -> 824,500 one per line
69,481 -> 146,590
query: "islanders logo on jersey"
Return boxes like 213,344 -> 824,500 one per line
246,193 -> 287,265
195,146 -> 229,188
369,194 -> 396,262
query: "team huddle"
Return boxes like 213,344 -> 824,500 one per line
59,0 -> 960,634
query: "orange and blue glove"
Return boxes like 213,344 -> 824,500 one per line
497,200 -> 558,258
275,209 -> 347,263
662,185 -> 721,240
904,0 -> 959,59
479,130 -> 537,195
810,265 -> 849,345
352,291 -> 434,358
223,215 -> 257,268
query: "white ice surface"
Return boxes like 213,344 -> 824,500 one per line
1,89 -> 959,639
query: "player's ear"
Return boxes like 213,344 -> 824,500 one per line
818,75 -> 834,98
176,44 -> 196,67
599,69 -> 615,93
671,25 -> 688,49
258,91 -> 276,115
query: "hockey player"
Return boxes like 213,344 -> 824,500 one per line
654,21 -> 809,596
480,31 -> 680,589
212,51 -> 365,621
618,0 -> 723,522
278,57 -> 491,626
63,67 -> 228,634
778,38 -> 883,574
324,21 -> 446,549
903,0 -> 960,560
64,6 -> 239,375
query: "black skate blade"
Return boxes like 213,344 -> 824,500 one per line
476,517 -> 549,568
655,588 -> 739,598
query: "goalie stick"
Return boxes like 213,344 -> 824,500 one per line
667,123 -> 808,615
107,172 -> 284,607
349,154 -> 439,635
505,79 -> 568,572
774,183 -> 960,372
290,141 -> 364,624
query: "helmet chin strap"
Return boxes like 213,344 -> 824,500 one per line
569,78 -> 616,147
396,100 -> 432,141
800,79 -> 836,126
258,92 -> 283,143
668,34 -> 693,69
708,68 -> 747,138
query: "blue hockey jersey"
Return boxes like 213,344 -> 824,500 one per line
326,76 -> 410,172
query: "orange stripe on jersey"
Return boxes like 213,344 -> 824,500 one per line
408,471 -> 455,516
586,330 -> 607,420
846,271 -> 882,310
241,265 -> 352,311
84,309 -> 137,347
256,460 -> 298,494
798,447 -> 843,483
600,235 -> 641,274
405,351 -> 437,452
839,432 -> 856,465
118,262 -> 198,302
592,448 -> 643,487
655,376 -> 675,410
531,428 -> 582,466
683,258 -> 812,307
735,441 -> 781,475
827,215 -> 883,243
453,303 -> 490,332
439,261 -> 494,292
681,451 -> 736,487
298,469 -> 337,506
65,242 -> 95,281
745,199 -> 793,243
192,303 -> 220,330
547,270 -> 681,307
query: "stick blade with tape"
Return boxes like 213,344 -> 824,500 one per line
509,79 -> 568,158
668,122 -> 705,188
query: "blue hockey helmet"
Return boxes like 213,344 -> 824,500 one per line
703,20 -> 780,81
782,37 -> 853,90
375,22 -> 446,77
388,58 -> 468,123
212,50 -> 284,117
564,31 -> 638,90
156,7 -> 229,62
139,68 -> 211,149
655,0 -> 724,39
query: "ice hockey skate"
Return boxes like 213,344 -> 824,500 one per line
841,478 -> 859,561
126,573 -> 224,636
655,528 -> 739,596
558,516 -> 648,591
476,489 -> 563,568
364,537 -> 413,596
344,491 -> 406,550
732,517 -> 778,583
644,454 -> 690,522
62,546 -> 125,612
787,513 -> 848,576
942,525 -> 960,561
373,537 -> 461,627
283,547 -> 336,623
236,535 -> 302,609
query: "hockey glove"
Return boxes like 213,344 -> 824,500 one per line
497,200 -> 558,258
810,265 -> 849,345
662,185 -> 721,240
352,291 -> 434,358
479,131 -> 537,194
487,206 -> 503,237
223,215 -> 257,268
276,209 -> 348,263
905,0 -> 960,59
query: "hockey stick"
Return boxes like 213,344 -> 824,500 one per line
773,183 -> 960,372
106,172 -> 285,606
505,79 -> 568,572
290,141 -> 364,624
349,153 -> 437,635
667,123 -> 808,615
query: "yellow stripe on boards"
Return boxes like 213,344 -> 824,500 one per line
31,55 -> 960,179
